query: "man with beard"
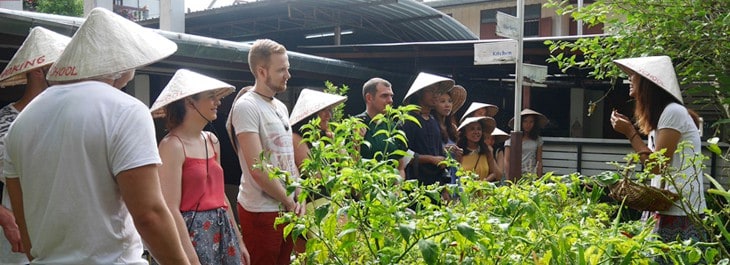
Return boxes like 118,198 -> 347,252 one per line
355,77 -> 408,178
228,39 -> 303,265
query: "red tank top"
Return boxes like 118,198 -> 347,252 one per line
174,134 -> 228,212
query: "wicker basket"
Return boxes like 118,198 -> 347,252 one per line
608,177 -> 679,212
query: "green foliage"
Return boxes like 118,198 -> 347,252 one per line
543,0 -> 730,123
260,101 -> 721,264
598,143 -> 730,262
31,0 -> 83,17
323,81 -> 349,123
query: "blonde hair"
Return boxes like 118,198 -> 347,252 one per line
248,39 -> 287,76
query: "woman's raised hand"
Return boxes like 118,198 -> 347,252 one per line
610,109 -> 636,137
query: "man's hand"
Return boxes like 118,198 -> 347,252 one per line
0,207 -> 23,253
431,155 -> 447,168
285,200 -> 305,217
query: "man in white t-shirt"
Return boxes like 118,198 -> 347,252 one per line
3,8 -> 193,265
0,26 -> 70,265
229,39 -> 303,265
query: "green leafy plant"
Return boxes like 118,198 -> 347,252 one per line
543,0 -> 730,123
28,0 -> 83,17
254,99 -> 713,264
597,143 -> 730,263
323,81 -> 349,123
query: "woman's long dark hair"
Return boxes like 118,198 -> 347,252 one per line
434,111 -> 458,144
457,120 -> 489,156
634,77 -> 700,135
524,115 -> 542,140
163,93 -> 201,131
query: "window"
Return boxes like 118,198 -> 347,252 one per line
480,4 -> 541,23
479,4 -> 542,38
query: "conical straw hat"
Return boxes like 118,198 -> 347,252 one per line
449,85 -> 467,113
289,89 -> 347,126
508,108 -> 549,129
47,7 -> 177,82
150,69 -> 235,113
460,102 -> 499,122
613,55 -> 682,104
403,72 -> 454,104
226,86 -> 253,151
491,127 -> 509,144
0,27 -> 70,88
458,116 -> 496,135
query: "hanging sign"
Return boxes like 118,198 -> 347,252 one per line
474,40 -> 517,65
523,63 -> 548,83
496,11 -> 520,39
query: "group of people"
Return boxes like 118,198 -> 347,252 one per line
359,72 -> 550,186
0,6 -> 707,265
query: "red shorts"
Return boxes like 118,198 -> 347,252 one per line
237,203 -> 293,265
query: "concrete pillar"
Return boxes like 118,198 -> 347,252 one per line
0,0 -> 22,10
584,89 -> 605,138
160,0 -> 185,33
334,26 -> 341,46
84,0 -> 113,16
128,74 -> 151,106
569,87 -> 584,137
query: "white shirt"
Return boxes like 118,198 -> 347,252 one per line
0,103 -> 28,265
3,81 -> 160,264
648,102 -> 706,216
231,92 -> 299,212
505,136 -> 543,174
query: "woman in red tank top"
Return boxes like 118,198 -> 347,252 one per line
150,69 -> 249,265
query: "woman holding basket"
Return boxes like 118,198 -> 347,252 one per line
609,56 -> 706,245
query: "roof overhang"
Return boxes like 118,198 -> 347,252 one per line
0,8 -> 395,84
139,0 -> 478,47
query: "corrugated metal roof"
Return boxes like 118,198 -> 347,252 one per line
0,7 -> 397,82
139,0 -> 478,46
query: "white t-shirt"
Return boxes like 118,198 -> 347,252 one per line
505,136 -> 543,174
647,102 -> 706,216
0,103 -> 28,265
3,81 -> 160,264
231,92 -> 298,212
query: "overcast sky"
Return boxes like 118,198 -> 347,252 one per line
185,0 -> 235,12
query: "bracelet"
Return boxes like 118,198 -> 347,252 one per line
637,149 -> 652,156
629,132 -> 640,141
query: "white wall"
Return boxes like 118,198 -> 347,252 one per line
0,0 -> 22,10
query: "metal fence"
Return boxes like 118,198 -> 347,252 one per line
542,137 -> 730,188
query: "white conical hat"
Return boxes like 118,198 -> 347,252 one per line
457,116 -> 496,135
0,27 -> 70,88
491,127 -> 509,144
460,102 -> 499,122
403,72 -> 454,104
47,7 -> 177,82
613,55 -> 682,104
289,89 -> 347,126
226,86 -> 253,151
508,108 -> 549,129
150,69 -> 235,113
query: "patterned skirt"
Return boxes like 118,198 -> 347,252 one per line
650,214 -> 707,265
182,207 -> 243,265
652,213 -> 706,242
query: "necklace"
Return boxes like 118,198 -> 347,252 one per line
252,90 -> 289,131
252,90 -> 275,101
